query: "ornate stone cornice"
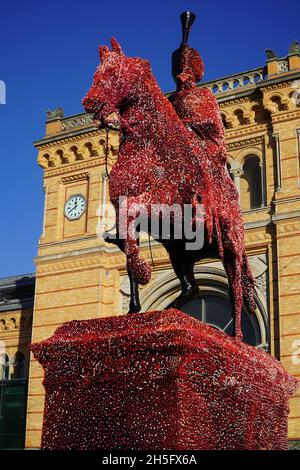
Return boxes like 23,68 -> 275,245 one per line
35,130 -> 102,150
271,109 -> 300,124
226,135 -> 265,150
219,95 -> 258,108
225,124 -> 267,139
43,158 -> 113,178
260,80 -> 295,92
61,172 -> 89,184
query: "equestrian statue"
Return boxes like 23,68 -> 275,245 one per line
82,13 -> 256,341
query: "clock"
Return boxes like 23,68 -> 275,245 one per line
64,194 -> 87,221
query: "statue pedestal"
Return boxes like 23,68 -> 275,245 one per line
32,309 -> 297,450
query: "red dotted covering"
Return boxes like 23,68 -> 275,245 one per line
32,310 -> 298,450
82,39 -> 256,340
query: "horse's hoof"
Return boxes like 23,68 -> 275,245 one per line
167,297 -> 185,310
127,304 -> 141,314
103,235 -> 119,246
102,231 -> 125,249
167,287 -> 199,310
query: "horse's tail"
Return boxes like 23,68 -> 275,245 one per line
212,212 -> 256,316
241,252 -> 256,315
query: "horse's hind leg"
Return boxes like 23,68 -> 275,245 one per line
166,242 -> 199,309
127,234 -> 142,313
223,249 -> 244,341
102,230 -> 142,313
127,264 -> 141,313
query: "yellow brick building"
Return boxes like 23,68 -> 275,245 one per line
1,42 -> 300,449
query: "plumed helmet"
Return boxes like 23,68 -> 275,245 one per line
172,45 -> 204,85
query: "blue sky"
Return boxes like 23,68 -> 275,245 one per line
0,0 -> 299,277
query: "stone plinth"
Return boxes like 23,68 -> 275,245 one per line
31,309 -> 298,450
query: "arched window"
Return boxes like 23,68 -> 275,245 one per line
12,352 -> 26,379
270,95 -> 288,112
240,155 -> 263,210
234,109 -> 250,126
180,293 -> 263,347
140,267 -> 268,350
221,113 -> 231,129
0,353 -> 9,380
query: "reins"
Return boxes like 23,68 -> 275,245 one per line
105,127 -> 110,179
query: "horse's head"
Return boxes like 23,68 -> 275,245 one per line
83,38 -> 149,127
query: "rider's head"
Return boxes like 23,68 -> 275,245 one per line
172,45 -> 204,90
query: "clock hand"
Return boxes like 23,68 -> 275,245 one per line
68,202 -> 78,214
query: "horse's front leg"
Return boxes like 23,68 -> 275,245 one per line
118,194 -> 152,286
127,258 -> 141,313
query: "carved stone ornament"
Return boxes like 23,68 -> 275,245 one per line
289,41 -> 300,56
265,49 -> 277,60
61,113 -> 94,131
46,107 -> 64,122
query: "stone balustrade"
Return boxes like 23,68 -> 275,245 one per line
61,112 -> 95,131
200,67 -> 266,95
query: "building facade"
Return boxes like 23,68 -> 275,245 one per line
1,43 -> 300,449
0,274 -> 34,448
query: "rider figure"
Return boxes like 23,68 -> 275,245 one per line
169,44 -> 228,174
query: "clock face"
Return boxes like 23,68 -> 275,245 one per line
64,194 -> 87,221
